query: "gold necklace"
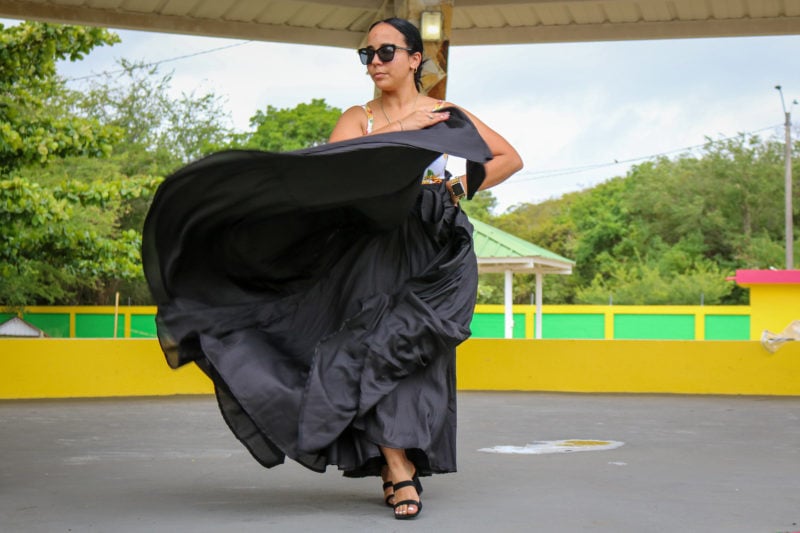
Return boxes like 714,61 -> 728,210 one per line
380,92 -> 419,125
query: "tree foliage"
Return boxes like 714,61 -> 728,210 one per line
460,190 -> 497,222
0,174 -> 161,305
0,22 -> 342,306
241,98 -> 342,152
0,22 -> 121,171
485,133 -> 798,305
73,59 -> 234,169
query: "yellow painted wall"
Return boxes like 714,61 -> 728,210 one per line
743,284 -> 800,340
2,337 -> 798,399
1,339 -> 212,399
458,339 -> 800,395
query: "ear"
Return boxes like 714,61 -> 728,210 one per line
410,51 -> 422,71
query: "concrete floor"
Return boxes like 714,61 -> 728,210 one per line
1,392 -> 799,532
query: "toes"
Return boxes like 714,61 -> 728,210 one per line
394,503 -> 418,517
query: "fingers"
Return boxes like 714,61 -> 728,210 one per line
406,109 -> 449,130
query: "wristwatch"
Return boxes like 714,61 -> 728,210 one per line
448,175 -> 466,201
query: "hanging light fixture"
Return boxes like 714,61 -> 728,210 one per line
420,11 -> 443,41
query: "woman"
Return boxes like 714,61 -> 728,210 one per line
329,18 -> 522,518
142,17 -> 521,523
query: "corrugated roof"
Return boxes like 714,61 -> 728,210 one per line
472,218 -> 573,274
1,1 -> 798,46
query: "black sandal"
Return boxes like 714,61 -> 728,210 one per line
411,471 -> 423,495
392,480 -> 422,520
382,480 -> 394,507
384,469 -> 422,507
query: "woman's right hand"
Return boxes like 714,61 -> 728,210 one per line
399,108 -> 450,132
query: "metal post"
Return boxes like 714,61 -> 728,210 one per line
534,271 -> 543,339
504,270 -> 513,339
784,109 -> 794,269
776,85 -> 795,270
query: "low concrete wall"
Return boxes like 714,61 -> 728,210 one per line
459,339 -> 800,396
1,339 -> 212,399
1,338 -> 799,399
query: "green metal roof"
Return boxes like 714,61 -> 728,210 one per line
471,218 -> 574,274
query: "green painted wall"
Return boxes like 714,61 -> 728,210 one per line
130,315 -> 158,338
24,314 -> 70,338
541,314 -> 605,339
470,313 -> 526,339
75,314 -> 125,338
705,315 -> 750,340
614,314 -> 695,340
3,309 -> 751,341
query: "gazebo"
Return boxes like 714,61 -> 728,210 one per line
472,218 -> 574,339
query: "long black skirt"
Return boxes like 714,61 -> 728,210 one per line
141,108 -> 492,477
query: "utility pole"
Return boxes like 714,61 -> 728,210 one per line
775,85 -> 795,270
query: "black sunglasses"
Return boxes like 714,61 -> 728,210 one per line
358,44 -> 414,65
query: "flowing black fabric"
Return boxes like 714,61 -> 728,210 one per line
142,108 -> 492,477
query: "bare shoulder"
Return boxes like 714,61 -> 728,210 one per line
329,104 -> 370,142
342,104 -> 370,119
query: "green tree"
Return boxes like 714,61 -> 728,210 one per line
0,22 -> 176,306
491,132 -> 798,305
575,261 -> 733,305
461,190 -> 497,222
0,174 -> 161,305
243,98 -> 342,151
72,59 -> 234,171
0,22 -> 121,171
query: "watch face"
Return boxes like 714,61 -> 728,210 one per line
451,181 -> 466,197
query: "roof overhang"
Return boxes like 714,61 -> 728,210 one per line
1,1 -> 799,47
478,256 -> 573,274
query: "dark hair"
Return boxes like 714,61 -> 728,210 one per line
369,17 -> 424,90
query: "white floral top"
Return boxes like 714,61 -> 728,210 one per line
363,101 -> 449,185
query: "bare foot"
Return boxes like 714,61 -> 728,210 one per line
381,447 -> 421,518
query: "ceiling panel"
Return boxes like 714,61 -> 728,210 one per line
0,0 -> 798,47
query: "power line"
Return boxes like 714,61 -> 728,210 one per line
510,124 -> 782,183
59,39 -> 789,187
64,40 -> 254,82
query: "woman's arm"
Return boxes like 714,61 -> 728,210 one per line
328,106 -> 369,143
455,105 -> 523,191
329,101 -> 523,193
329,101 -> 450,143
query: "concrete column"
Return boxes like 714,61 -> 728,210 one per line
535,271 -> 543,339
504,269 -> 514,339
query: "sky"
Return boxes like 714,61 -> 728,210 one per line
11,19 -> 799,213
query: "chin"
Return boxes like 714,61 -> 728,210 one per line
372,78 -> 395,91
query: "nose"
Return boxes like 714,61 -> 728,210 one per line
369,53 -> 382,65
